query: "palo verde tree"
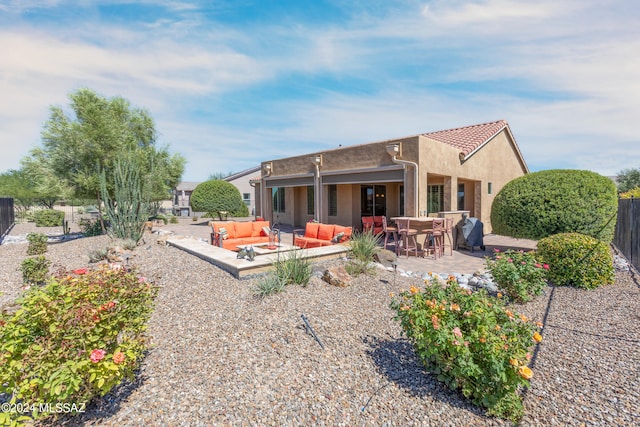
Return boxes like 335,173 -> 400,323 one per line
29,88 -> 185,210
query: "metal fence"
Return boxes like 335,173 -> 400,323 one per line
613,197 -> 639,271
0,198 -> 15,239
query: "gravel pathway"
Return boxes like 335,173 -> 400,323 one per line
1,223 -> 638,426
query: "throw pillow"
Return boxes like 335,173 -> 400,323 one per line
331,232 -> 345,243
219,227 -> 229,240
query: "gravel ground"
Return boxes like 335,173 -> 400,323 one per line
1,223 -> 639,426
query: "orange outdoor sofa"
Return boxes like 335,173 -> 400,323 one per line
210,220 -> 277,251
293,222 -> 352,249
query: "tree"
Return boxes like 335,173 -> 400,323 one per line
490,170 -> 618,243
20,156 -> 72,208
0,170 -> 38,214
208,171 -> 234,180
616,168 -> 640,193
190,180 -> 248,220
30,88 -> 185,208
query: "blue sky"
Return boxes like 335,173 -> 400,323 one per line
1,0 -> 638,181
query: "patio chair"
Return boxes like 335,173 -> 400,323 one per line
396,218 -> 419,258
382,216 -> 399,251
423,218 -> 445,259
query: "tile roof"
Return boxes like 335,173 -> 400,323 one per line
422,120 -> 508,157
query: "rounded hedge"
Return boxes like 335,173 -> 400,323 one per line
536,232 -> 614,289
190,180 -> 248,218
490,170 -> 618,242
34,209 -> 65,227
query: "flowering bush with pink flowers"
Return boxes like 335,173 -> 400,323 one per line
485,249 -> 549,303
390,277 -> 543,422
0,264 -> 157,425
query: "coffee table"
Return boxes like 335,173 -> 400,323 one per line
236,242 -> 300,256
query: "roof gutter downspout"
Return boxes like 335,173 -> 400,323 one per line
391,156 -> 419,216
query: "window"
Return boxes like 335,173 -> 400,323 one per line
307,186 -> 314,215
328,185 -> 338,216
457,183 -> 465,210
488,182 -> 493,195
427,185 -> 444,214
272,187 -> 285,213
242,193 -> 251,206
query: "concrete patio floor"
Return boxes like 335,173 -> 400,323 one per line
157,219 -> 538,276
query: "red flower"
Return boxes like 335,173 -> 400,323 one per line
534,263 -> 542,268
72,268 -> 88,275
508,258 -> 513,263
543,264 -> 550,270
90,349 -> 106,363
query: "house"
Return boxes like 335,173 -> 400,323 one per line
172,181 -> 201,216
223,166 -> 261,216
255,120 -> 528,233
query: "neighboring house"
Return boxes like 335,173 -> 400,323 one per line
172,181 -> 201,216
223,166 -> 261,216
255,120 -> 529,233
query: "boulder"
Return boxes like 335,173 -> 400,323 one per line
322,266 -> 352,287
374,249 -> 398,269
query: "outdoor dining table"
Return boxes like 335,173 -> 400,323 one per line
390,216 -> 436,253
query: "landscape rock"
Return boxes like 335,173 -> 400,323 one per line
374,249 -> 398,268
322,266 -> 351,287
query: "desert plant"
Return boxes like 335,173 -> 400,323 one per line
26,232 -> 48,255
348,230 -> 380,263
0,265 -> 157,425
391,278 -> 543,422
117,239 -> 138,251
20,255 -> 50,285
273,250 -> 312,286
34,209 -> 65,227
100,153 -> 152,243
190,180 -> 248,220
345,230 -> 379,276
169,215 -> 179,224
252,273 -> 286,297
80,219 -> 104,237
491,170 -> 618,243
88,247 -> 109,263
536,232 -> 614,289
485,249 -> 548,303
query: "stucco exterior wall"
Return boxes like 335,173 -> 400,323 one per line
259,128 -> 527,233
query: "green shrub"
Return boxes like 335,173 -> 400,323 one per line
619,187 -> 640,199
0,265 -> 157,425
391,279 -> 543,423
20,256 -> 50,285
491,170 -> 618,242
80,219 -> 104,237
536,233 -> 614,289
190,180 -> 247,220
485,249 -> 548,303
26,232 -> 48,255
169,215 -> 178,224
34,209 -> 65,227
